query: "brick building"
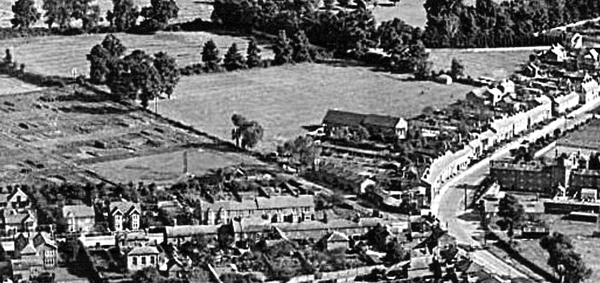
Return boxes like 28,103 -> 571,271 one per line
490,159 -> 570,195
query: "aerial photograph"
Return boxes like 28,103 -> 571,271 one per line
0,0 -> 599,282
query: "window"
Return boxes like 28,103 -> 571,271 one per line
132,257 -> 138,265
142,257 -> 146,265
150,256 -> 155,264
131,214 -> 139,230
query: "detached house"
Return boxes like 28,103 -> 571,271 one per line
109,201 -> 141,231
12,232 -> 57,281
127,246 -> 159,271
0,187 -> 30,211
2,210 -> 36,236
63,205 -> 95,233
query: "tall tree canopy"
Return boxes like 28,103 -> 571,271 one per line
139,0 -> 179,30
108,0 -> 139,31
541,232 -> 592,283
231,114 -> 264,149
11,0 -> 41,29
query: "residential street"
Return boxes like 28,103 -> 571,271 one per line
431,98 -> 600,280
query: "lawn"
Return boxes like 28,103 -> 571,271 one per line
156,63 -> 474,152
0,74 -> 42,95
90,148 -> 261,184
1,31 -> 272,77
428,48 -> 539,80
372,0 -> 426,28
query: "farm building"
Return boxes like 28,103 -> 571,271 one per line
322,110 -> 408,140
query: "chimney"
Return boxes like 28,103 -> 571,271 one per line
173,218 -> 177,226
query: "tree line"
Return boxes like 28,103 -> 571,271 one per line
11,0 -> 178,33
422,0 -> 589,48
211,0 -> 430,74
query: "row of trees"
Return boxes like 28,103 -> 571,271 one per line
423,0 -> 579,48
211,0 -> 430,74
11,0 -> 178,32
87,34 -> 181,107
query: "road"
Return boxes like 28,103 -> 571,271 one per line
431,97 -> 600,280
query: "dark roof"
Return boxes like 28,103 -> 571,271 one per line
322,110 -> 366,127
128,246 -> 159,255
362,114 -> 403,128
110,201 -> 141,216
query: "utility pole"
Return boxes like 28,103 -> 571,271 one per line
183,150 -> 188,174
464,185 -> 468,211
154,96 -> 158,113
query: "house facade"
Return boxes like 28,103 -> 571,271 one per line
63,205 -> 95,233
321,110 -> 408,140
127,246 -> 159,271
199,195 -> 315,225
3,210 -> 36,237
0,187 -> 30,211
109,201 -> 141,231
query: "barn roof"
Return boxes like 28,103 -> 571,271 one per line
363,114 -> 403,128
322,110 -> 366,127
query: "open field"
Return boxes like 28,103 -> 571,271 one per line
429,48 -> 538,80
0,0 -> 214,28
372,0 -> 426,28
1,31 -> 273,77
0,75 -> 43,95
0,85 -> 260,184
157,63 -> 474,152
91,147 -> 260,184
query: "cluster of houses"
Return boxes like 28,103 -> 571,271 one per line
314,41 -> 600,209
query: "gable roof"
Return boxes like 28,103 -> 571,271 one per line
322,110 -> 366,127
166,225 -> 219,238
11,258 -> 43,271
63,205 -> 95,218
110,201 -> 141,216
363,114 -> 403,129
4,212 -> 30,225
256,195 -> 314,210
34,232 -> 57,249
324,231 -> 349,242
20,243 -> 37,255
128,246 -> 159,256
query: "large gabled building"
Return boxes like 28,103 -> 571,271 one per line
322,109 -> 408,140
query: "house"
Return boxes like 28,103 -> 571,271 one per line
580,74 -> 599,104
321,110 -> 408,140
317,231 -> 350,252
0,187 -> 30,211
362,114 -> 408,140
109,201 -> 141,231
32,232 -> 57,269
127,246 -> 159,271
551,92 -> 580,115
62,205 -> 95,233
198,195 -> 315,225
14,232 -> 57,269
3,210 -> 36,236
542,43 -> 567,63
466,87 -> 505,106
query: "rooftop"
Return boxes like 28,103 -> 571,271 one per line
63,205 -> 95,218
128,246 -> 159,256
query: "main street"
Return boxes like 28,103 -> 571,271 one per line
431,98 -> 600,280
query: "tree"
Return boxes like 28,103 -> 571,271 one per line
273,30 -> 294,66
11,0 -> 41,29
106,50 -> 162,108
450,57 -> 464,79
153,51 -> 180,99
246,39 -> 262,69
108,0 -> 139,31
140,0 -> 179,31
223,43 -> 246,71
87,34 -> 126,84
291,30 -> 312,63
231,114 -> 264,149
43,0 -> 100,30
497,194 -> 524,240
132,266 -> 163,283
277,136 -> 322,168
201,39 -> 221,72
541,232 -> 592,283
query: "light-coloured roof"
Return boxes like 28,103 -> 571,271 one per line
128,246 -> 159,256
166,225 -> 219,238
63,205 -> 95,218
324,231 -> 349,242
20,243 -> 37,255
4,213 -> 30,225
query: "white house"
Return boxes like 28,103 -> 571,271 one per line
127,246 -> 159,271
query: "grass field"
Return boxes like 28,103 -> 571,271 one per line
0,75 -> 42,95
373,0 -> 426,28
1,31 -> 272,77
91,147 -> 260,183
429,48 -> 538,80
156,63 -> 474,152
